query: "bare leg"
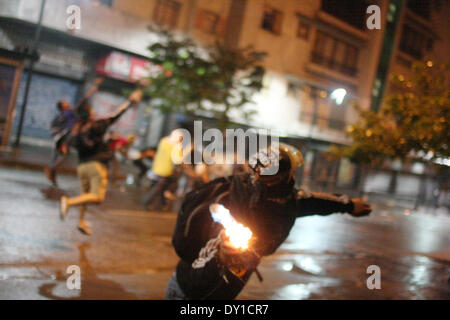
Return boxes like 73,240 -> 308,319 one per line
60,193 -> 100,221
60,161 -> 107,234
77,204 -> 92,235
67,193 -> 101,207
78,204 -> 86,225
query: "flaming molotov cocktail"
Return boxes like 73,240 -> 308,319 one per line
209,204 -> 262,280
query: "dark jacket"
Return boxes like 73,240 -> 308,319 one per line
50,109 -> 77,136
71,107 -> 129,165
172,174 -> 355,300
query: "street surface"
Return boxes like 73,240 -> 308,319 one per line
0,167 -> 449,299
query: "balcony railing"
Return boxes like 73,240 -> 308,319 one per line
311,51 -> 357,77
300,111 -> 348,132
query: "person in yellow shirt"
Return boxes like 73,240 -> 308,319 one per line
143,129 -> 184,211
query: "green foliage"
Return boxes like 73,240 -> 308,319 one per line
143,27 -> 266,128
336,61 -> 449,165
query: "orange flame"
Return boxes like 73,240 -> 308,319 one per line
210,204 -> 252,250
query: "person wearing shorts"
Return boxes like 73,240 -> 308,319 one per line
60,89 -> 142,235
45,78 -> 104,185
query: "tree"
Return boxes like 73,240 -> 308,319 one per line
142,28 -> 266,129
333,61 -> 449,166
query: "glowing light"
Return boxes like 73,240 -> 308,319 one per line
330,88 -> 347,105
298,257 -> 322,274
210,204 -> 252,250
426,60 -> 433,67
435,157 -> 450,167
404,209 -> 410,216
281,262 -> 294,272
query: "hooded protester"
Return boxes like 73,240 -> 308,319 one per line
166,143 -> 372,300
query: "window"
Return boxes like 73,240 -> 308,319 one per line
261,6 -> 283,35
311,31 -> 359,77
287,82 -> 300,97
321,0 -> 367,30
329,101 -> 347,130
296,18 -> 310,40
399,24 -> 433,59
343,46 -> 358,75
407,0 -> 431,20
153,0 -> 181,29
195,9 -> 220,34
396,55 -> 412,68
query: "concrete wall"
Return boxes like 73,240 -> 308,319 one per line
113,0 -> 232,45
230,0 -> 386,143
0,0 -> 158,56
0,0 -> 387,145
238,0 -> 318,80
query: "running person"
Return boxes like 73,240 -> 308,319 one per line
45,78 -> 104,185
45,100 -> 77,185
59,89 -> 142,235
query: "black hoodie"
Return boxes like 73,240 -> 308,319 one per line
172,174 -> 354,300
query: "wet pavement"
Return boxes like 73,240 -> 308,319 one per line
0,166 -> 449,299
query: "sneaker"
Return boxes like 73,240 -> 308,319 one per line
78,222 -> 92,235
60,196 -> 69,221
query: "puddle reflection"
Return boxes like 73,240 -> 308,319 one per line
271,283 -> 322,300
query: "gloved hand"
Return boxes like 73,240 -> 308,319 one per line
351,198 -> 372,217
218,232 -> 260,278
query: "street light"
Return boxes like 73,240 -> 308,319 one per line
330,88 -> 347,105
308,87 -> 347,138
302,85 -> 347,189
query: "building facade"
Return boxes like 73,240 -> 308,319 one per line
364,0 -> 449,205
0,0 -> 448,203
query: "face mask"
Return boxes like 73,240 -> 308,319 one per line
248,149 -> 280,177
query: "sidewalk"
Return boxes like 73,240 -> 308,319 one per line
0,144 -> 129,179
0,144 -> 78,174
366,191 -> 449,216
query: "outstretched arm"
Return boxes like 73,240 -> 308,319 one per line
84,77 -> 104,100
102,89 -> 143,126
295,190 -> 371,217
74,78 -> 104,112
